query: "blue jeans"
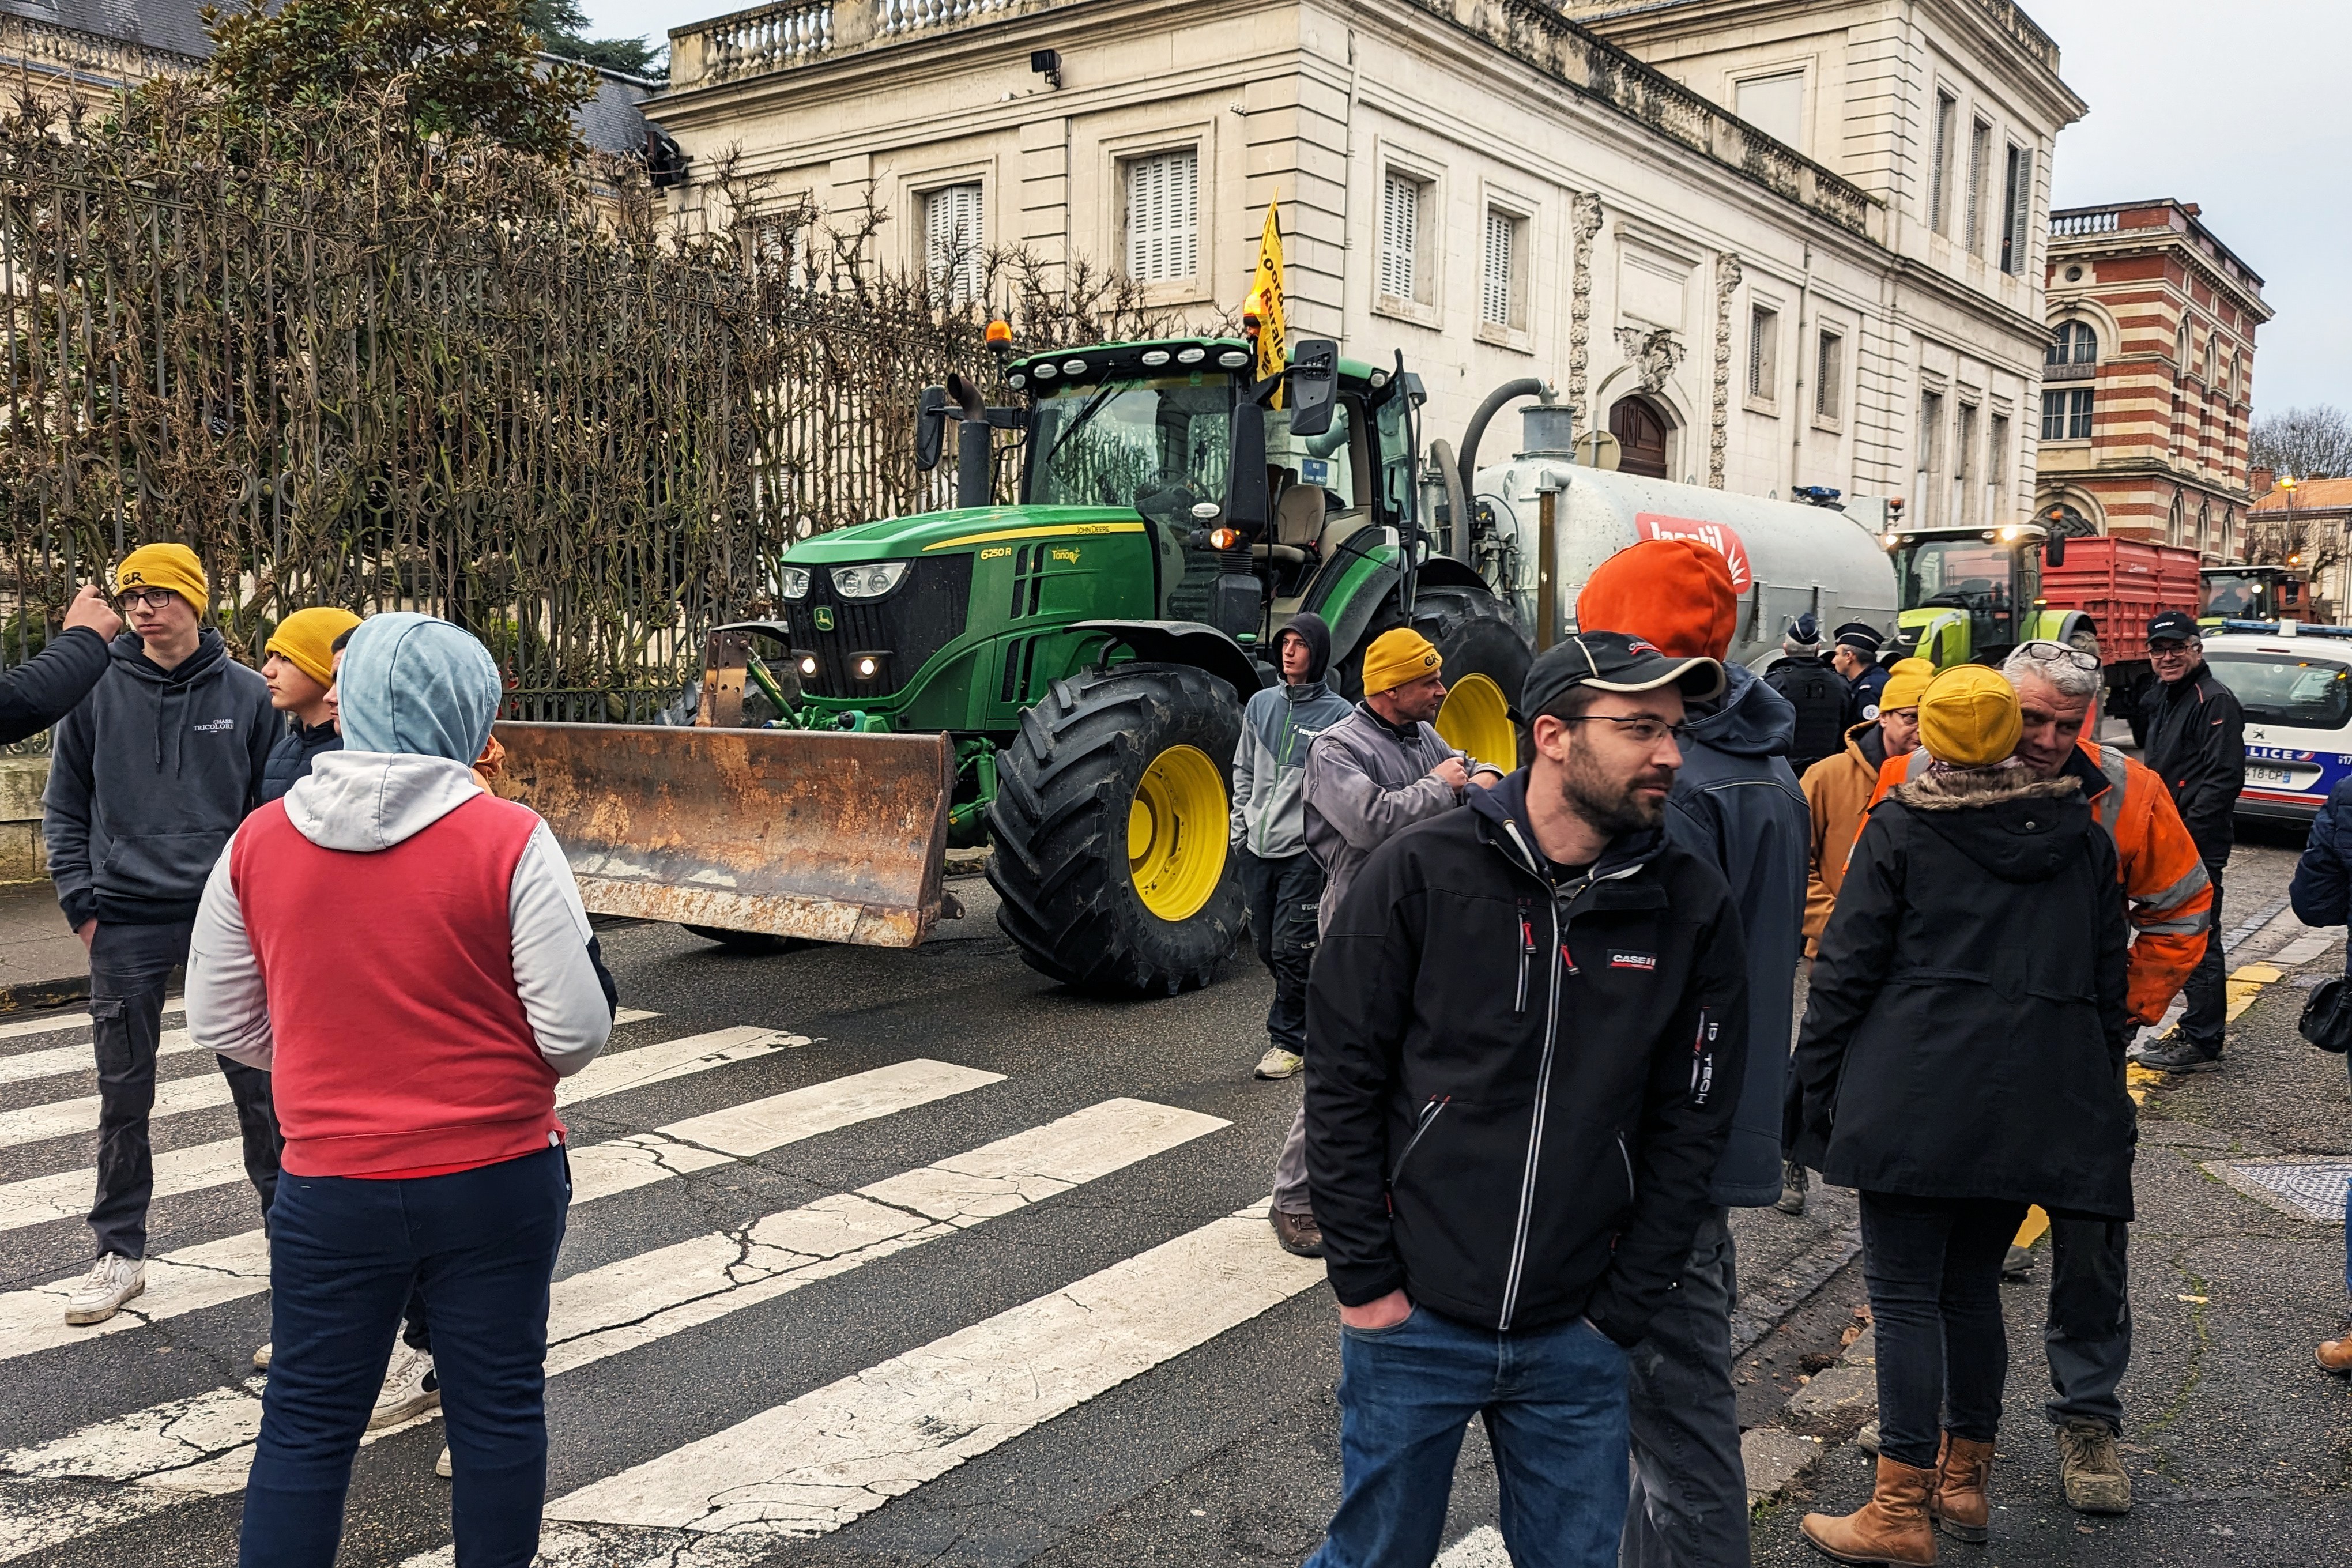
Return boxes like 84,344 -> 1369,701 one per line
240,1145 -> 571,1568
1308,1303 -> 1631,1568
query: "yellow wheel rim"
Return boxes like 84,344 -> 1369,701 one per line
1435,673 -> 1516,772
1126,743 -> 1228,922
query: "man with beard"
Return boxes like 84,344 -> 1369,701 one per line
1303,632 -> 1748,1568
1264,628 -> 1505,1258
1577,540 -> 1807,1568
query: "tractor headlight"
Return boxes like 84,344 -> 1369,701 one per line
778,566 -> 812,600
832,562 -> 910,600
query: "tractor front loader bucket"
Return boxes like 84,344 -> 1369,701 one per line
491,723 -> 956,948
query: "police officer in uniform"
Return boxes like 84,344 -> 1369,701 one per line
1831,623 -> 1890,730
1764,613 -> 1849,780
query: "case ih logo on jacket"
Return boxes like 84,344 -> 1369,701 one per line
1610,951 -> 1657,971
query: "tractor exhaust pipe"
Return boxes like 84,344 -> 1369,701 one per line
947,371 -> 993,510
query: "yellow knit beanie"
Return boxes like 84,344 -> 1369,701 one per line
1360,628 -> 1443,696
265,608 -> 363,688
1878,657 -> 1937,713
112,543 -> 208,616
1918,665 -> 2022,768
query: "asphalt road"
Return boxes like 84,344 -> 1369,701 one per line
0,821 -> 2343,1566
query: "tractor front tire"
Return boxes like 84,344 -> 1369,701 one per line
987,662 -> 1246,996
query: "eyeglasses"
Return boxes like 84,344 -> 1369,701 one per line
2145,641 -> 2199,659
116,588 -> 180,611
2014,639 -> 2100,672
1558,714 -> 1690,746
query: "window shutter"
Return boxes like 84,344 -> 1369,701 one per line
2002,145 -> 2033,274
1381,175 -> 1417,301
1481,209 -> 1512,327
1964,121 -> 1988,252
1748,310 -> 1765,397
1126,150 -> 1197,285
1929,92 -> 1954,233
925,183 -> 983,304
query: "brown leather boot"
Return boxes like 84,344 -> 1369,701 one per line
1930,1430 -> 1995,1542
2319,1313 -> 2352,1375
1800,1454 -> 1938,1565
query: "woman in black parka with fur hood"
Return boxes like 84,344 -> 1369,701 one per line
1791,665 -> 2132,1566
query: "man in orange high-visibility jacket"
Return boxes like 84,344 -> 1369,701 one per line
1868,643 -> 2207,1518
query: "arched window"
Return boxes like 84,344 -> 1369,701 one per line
2176,322 -> 2191,368
2168,492 -> 2185,548
2198,501 -> 2212,552
1608,396 -> 1672,480
2042,501 -> 2098,538
2047,320 -> 2097,365
2204,336 -> 2219,383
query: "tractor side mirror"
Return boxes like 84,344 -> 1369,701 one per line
1288,338 -> 1339,438
1226,399 -> 1271,535
914,386 -> 947,472
2046,532 -> 2067,568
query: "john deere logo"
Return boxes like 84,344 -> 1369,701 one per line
813,606 -> 835,631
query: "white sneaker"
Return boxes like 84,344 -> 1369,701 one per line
368,1344 -> 441,1431
63,1253 -> 144,1325
1254,1047 -> 1305,1080
252,1343 -> 272,1371
435,1445 -> 452,1479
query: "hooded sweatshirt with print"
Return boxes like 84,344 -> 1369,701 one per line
43,629 -> 276,929
186,615 -> 613,1179
1230,613 -> 1354,858
1662,662 -> 1808,1208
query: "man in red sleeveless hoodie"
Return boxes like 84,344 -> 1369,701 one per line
187,613 -> 613,1568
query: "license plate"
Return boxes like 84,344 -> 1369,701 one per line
2245,764 -> 2296,787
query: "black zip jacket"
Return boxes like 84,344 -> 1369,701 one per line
1303,769 -> 1750,1345
2139,662 -> 2244,867
259,718 -> 342,804
0,627 -> 110,745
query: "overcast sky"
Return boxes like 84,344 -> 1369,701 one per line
582,0 -> 2348,416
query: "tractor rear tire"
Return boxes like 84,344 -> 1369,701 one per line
986,662 -> 1246,996
1341,585 -> 1532,770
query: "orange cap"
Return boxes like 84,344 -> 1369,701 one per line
1575,538 -> 1737,661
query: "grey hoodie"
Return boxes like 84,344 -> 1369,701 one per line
1663,662 -> 1808,1207
1304,703 -> 1502,932
187,751 -> 613,1077
1230,614 -> 1354,860
43,630 -> 276,928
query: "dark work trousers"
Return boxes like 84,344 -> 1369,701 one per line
2180,867 -> 2228,1051
89,918 -> 282,1260
1622,1209 -> 1747,1568
1239,847 -> 1322,1056
2044,1216 -> 2131,1433
240,1145 -> 571,1568
1859,1192 -> 2029,1471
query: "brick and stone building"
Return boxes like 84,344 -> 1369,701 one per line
2036,197 -> 2269,561
2247,476 -> 2352,625
650,0 -> 2084,507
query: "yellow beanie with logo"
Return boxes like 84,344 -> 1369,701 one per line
265,608 -> 363,689
112,543 -> 208,616
1878,657 -> 1937,713
1918,665 -> 2022,768
1360,628 -> 1443,696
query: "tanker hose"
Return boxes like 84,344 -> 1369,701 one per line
1457,378 -> 1552,503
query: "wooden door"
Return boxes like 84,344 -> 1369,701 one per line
1609,397 -> 1670,479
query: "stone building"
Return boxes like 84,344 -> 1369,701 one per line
2036,197 -> 2268,560
2248,476 -> 2352,625
651,0 -> 2083,507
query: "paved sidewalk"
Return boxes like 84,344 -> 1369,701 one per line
0,879 -> 86,1015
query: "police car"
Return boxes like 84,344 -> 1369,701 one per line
2199,626 -> 2352,823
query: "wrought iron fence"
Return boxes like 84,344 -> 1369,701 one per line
2,81 -> 1181,721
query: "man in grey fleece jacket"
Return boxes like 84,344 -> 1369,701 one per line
43,546 -> 280,1326
1230,613 -> 1352,1082
1265,626 -> 1503,1258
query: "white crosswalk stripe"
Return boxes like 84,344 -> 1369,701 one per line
0,1096 -> 1226,1559
0,1004 -> 179,1046
0,1027 -> 198,1087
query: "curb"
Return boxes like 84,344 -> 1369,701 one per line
0,971 -> 92,1017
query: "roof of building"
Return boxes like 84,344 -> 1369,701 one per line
2252,478 -> 2352,514
8,0 -> 214,60
2048,197 -> 2266,295
561,59 -> 655,160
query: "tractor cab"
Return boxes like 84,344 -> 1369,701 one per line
1887,523 -> 2053,666
2200,564 -> 2308,628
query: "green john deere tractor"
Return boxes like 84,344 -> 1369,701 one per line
493,336 -> 1530,996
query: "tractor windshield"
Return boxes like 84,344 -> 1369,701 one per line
1026,376 -> 1234,528
2201,571 -> 2271,620
1895,537 -> 2023,655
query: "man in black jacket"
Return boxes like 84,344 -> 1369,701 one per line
0,586 -> 122,744
1303,633 -> 1750,1568
2133,610 -> 2244,1071
44,545 -> 280,1328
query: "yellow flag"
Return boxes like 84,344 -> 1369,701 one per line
1247,203 -> 1286,408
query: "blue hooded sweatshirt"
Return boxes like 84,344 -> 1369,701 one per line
336,613 -> 502,764
1665,662 -> 1808,1208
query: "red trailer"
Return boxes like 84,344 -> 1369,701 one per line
2038,537 -> 2202,740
